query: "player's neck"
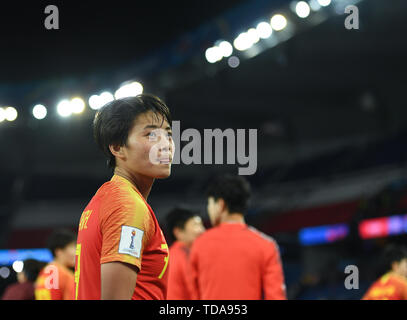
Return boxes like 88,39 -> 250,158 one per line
220,213 -> 245,224
53,257 -> 66,268
390,270 -> 406,280
114,167 -> 154,200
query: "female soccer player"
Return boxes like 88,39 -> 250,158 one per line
74,94 -> 174,300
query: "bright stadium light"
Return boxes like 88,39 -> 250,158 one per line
318,0 -> 331,7
12,260 -> 24,273
0,267 -> 10,279
228,56 -> 240,68
233,32 -> 253,51
256,22 -> 273,39
88,95 -> 102,110
0,108 -> 5,122
247,28 -> 260,44
309,0 -> 322,11
205,46 -> 223,63
114,81 -> 143,99
57,99 -> 72,117
218,41 -> 233,57
270,14 -> 288,31
5,107 -> 18,121
99,91 -> 114,106
33,104 -> 47,120
70,97 -> 85,114
296,1 -> 311,18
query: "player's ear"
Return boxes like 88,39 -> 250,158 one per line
109,144 -> 126,160
173,227 -> 184,241
217,198 -> 227,213
54,247 -> 63,259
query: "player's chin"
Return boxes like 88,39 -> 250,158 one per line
153,164 -> 172,179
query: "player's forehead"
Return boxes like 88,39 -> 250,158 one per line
132,110 -> 171,131
185,215 -> 200,225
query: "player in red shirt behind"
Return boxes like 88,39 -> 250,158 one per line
363,245 -> 407,300
188,174 -> 287,300
35,230 -> 76,300
75,94 -> 174,300
165,208 -> 205,299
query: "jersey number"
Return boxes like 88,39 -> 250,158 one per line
74,243 -> 81,300
158,244 -> 169,279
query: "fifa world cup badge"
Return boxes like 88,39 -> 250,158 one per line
129,230 -> 136,249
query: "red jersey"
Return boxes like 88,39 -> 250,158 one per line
167,241 -> 191,300
2,282 -> 35,300
74,174 -> 169,300
188,222 -> 286,300
35,261 -> 75,300
363,272 -> 407,300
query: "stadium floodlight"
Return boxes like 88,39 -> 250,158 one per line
33,104 -> 47,120
99,91 -> 114,106
0,107 -> 5,122
70,97 -> 85,114
0,267 -> 10,279
247,28 -> 260,44
114,81 -> 143,99
318,0 -> 331,7
227,56 -> 240,68
256,22 -> 273,39
270,14 -> 288,31
233,32 -> 253,51
205,46 -> 223,63
5,107 -> 18,121
12,260 -> 24,273
88,95 -> 102,110
57,99 -> 72,117
296,1 -> 311,18
309,0 -> 322,11
218,41 -> 233,58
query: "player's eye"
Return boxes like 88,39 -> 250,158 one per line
148,131 -> 157,138
167,132 -> 172,138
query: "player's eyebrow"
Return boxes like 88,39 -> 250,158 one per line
143,125 -> 171,131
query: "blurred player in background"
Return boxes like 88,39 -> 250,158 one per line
35,229 -> 76,300
166,208 -> 205,299
75,94 -> 174,300
2,259 -> 46,300
363,244 -> 407,300
188,174 -> 287,300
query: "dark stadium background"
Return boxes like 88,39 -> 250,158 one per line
1,0 -> 407,299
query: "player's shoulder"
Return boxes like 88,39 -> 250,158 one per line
98,178 -> 148,211
246,225 -> 279,248
389,273 -> 407,286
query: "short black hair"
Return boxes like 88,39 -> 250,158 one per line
47,229 -> 77,258
22,259 -> 47,283
93,93 -> 172,169
165,207 -> 200,242
380,244 -> 407,273
206,174 -> 251,214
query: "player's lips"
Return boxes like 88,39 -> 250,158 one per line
157,158 -> 172,164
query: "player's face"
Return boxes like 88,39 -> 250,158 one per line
207,197 -> 222,227
62,242 -> 76,268
180,216 -> 205,246
122,111 -> 174,179
395,258 -> 407,278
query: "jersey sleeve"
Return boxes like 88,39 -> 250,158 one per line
99,192 -> 151,271
262,241 -> 287,300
